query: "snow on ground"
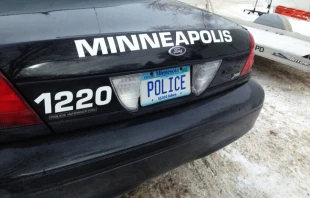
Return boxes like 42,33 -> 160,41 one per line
122,57 -> 310,198
211,0 -> 268,21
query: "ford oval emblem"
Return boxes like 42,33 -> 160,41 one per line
168,46 -> 186,56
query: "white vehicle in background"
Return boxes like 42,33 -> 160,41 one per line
181,0 -> 310,72
236,0 -> 310,72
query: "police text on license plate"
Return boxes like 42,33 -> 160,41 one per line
140,66 -> 191,107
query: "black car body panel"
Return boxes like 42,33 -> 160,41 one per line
0,80 -> 264,198
0,0 -> 264,197
0,0 -> 250,134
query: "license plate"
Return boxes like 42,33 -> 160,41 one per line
140,66 -> 191,107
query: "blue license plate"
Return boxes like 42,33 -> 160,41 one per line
140,66 -> 191,107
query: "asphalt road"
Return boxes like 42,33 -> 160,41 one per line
122,57 -> 310,198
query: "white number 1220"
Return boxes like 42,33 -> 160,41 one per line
34,86 -> 112,114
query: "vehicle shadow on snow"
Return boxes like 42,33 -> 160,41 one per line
252,57 -> 310,87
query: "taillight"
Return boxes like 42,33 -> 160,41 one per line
240,31 -> 255,76
0,72 -> 42,129
110,73 -> 142,112
192,60 -> 222,96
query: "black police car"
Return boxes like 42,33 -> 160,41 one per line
0,0 -> 264,197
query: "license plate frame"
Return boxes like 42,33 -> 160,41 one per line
140,66 -> 191,107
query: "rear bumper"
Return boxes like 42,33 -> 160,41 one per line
0,80 -> 264,198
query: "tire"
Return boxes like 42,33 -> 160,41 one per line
254,13 -> 292,31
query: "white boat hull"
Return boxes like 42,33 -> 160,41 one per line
229,18 -> 310,72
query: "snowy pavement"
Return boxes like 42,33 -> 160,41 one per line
122,57 -> 310,198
